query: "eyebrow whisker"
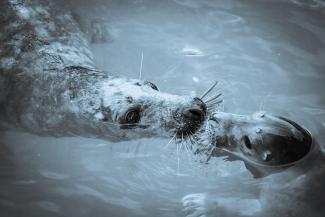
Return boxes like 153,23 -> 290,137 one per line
204,93 -> 222,103
139,51 -> 144,80
200,81 -> 218,99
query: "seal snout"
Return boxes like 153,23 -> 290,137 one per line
183,108 -> 205,121
182,97 -> 206,121
177,97 -> 207,137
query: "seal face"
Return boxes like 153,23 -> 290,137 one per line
193,112 -> 313,177
89,78 -> 207,140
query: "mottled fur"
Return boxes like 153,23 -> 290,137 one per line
0,0 -> 204,141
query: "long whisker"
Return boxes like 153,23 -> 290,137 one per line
190,135 -> 199,154
184,141 -> 191,153
139,51 -> 144,80
190,133 -> 204,152
163,134 -> 177,149
200,81 -> 218,99
163,133 -> 178,164
206,100 -> 223,108
191,131 -> 200,147
184,133 -> 192,152
207,105 -> 221,113
180,133 -> 184,152
181,132 -> 188,153
207,102 -> 222,110
206,98 -> 223,104
205,145 -> 216,163
176,138 -> 180,174
206,99 -> 223,107
187,133 -> 195,149
204,93 -> 222,103
182,133 -> 194,164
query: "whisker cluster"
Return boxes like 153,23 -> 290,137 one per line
200,81 -> 218,99
199,80 -> 224,113
162,80 -> 225,167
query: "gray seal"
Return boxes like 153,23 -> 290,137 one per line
0,0 -> 206,141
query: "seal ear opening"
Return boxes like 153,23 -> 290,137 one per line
243,135 -> 252,150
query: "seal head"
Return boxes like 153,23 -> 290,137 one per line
83,77 -> 207,141
194,112 -> 313,177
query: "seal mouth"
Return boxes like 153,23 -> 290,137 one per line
240,117 -> 315,178
267,116 -> 313,165
240,117 -> 312,167
205,116 -> 313,168
192,112 -> 315,177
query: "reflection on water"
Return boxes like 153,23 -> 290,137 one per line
1,0 -> 325,216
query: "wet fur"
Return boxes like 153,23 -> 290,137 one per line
0,0 -> 199,141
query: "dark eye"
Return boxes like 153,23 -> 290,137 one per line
144,81 -> 159,91
124,109 -> 141,124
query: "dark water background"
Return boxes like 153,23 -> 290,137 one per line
1,0 -> 325,216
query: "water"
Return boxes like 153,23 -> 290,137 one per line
1,0 -> 325,216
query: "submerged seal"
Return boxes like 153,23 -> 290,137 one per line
0,0 -> 206,141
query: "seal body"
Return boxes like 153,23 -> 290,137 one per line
0,0 -> 206,141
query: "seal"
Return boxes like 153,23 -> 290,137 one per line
183,110 -> 325,217
192,111 -> 315,177
164,81 -> 318,177
0,0 -> 207,141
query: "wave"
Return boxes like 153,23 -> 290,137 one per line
290,0 -> 325,11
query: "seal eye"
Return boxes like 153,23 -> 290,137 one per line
243,135 -> 252,149
124,109 -> 141,124
144,81 -> 159,91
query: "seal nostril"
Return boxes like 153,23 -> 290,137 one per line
188,109 -> 204,120
178,107 -> 205,137
178,99 -> 207,137
243,135 -> 252,149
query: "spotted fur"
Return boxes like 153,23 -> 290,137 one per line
0,0 -> 205,141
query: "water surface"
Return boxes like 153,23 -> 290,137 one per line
1,0 -> 325,216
